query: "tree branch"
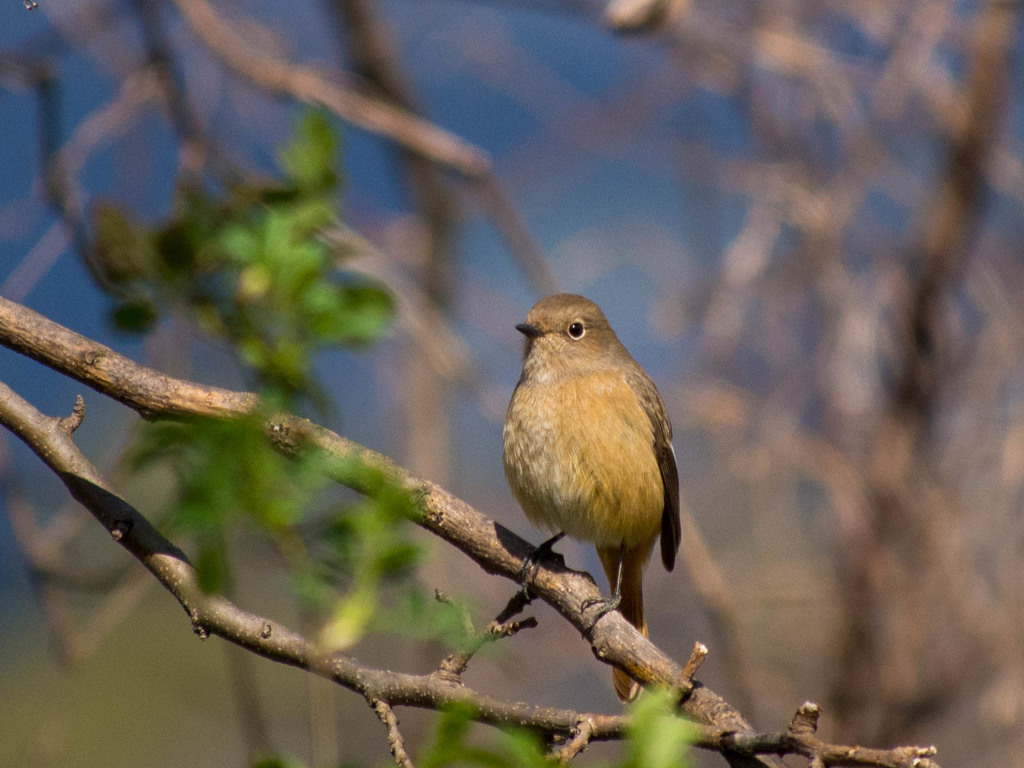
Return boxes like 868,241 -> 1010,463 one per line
0,293 -> 714,717
0,374 -> 627,739
0,295 -> 941,766
371,699 -> 416,768
434,595 -> 539,684
557,717 -> 595,765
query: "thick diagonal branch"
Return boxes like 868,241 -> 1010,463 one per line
0,376 -> 622,737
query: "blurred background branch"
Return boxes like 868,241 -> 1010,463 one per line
3,0 -> 1024,766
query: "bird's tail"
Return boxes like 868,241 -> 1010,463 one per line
597,546 -> 648,702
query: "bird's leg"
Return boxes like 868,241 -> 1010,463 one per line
582,542 -> 625,631
518,531 -> 566,590
612,541 -> 625,601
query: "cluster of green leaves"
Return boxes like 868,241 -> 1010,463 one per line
96,111 -> 697,768
128,413 -> 328,593
109,112 -> 443,651
249,690 -> 694,768
304,456 -> 460,650
415,690 -> 694,768
93,111 -> 393,404
620,689 -> 696,768
250,689 -> 694,768
420,703 -> 548,768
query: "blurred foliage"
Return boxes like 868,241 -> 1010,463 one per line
128,413 -> 329,593
88,106 -> 696,766
4,0 -> 1023,763
111,112 -> 458,654
622,689 -> 695,768
420,702 -> 550,768
126,378 -> 441,652
252,757 -> 310,768
417,693 -> 694,768
92,111 -> 394,405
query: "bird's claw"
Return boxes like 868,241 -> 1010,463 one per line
518,533 -> 566,586
581,592 -> 621,634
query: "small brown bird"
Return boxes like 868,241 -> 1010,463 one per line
503,293 -> 681,701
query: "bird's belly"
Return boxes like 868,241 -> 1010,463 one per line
503,375 -> 663,548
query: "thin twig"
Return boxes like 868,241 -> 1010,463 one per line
435,613 -> 539,683
681,641 -> 708,684
371,699 -> 416,768
173,0 -> 486,175
556,718 -> 594,765
129,0 -> 213,180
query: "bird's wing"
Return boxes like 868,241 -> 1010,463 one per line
625,368 -> 681,571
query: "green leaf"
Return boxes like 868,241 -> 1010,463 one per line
623,688 -> 695,768
110,297 -> 158,332
307,283 -> 395,345
194,540 -> 228,593
373,542 -> 422,578
92,201 -> 155,285
251,756 -> 308,768
372,587 -> 470,646
319,585 -> 377,651
279,111 -> 338,195
154,220 -> 198,275
95,109 -> 393,413
219,223 -> 260,265
421,704 -> 476,768
420,703 -> 547,768
493,729 -> 548,768
129,414 -> 328,541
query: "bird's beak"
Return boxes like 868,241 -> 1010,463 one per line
515,323 -> 544,339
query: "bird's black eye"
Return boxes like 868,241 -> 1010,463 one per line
567,321 -> 585,339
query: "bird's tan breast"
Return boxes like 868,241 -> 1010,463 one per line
502,371 -> 663,548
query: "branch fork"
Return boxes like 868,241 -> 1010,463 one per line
433,589 -> 539,684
